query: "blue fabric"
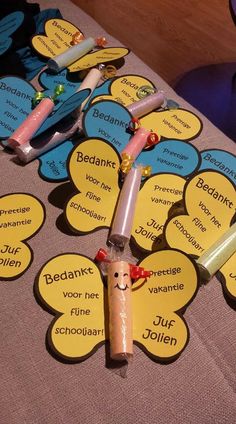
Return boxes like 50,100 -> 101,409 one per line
16,8 -> 62,80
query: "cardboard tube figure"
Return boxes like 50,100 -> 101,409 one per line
107,260 -> 133,361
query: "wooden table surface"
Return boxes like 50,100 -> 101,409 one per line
72,0 -> 236,86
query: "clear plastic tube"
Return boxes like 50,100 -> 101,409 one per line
74,67 -> 102,114
47,37 -> 96,73
196,222 -> 236,281
109,166 -> 142,248
127,91 -> 165,118
8,98 -> 55,148
15,116 -> 80,163
121,127 -> 150,160
15,68 -> 103,163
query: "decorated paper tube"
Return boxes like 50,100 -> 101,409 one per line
8,97 -> 55,149
107,260 -> 133,361
109,165 -> 142,248
15,116 -> 80,163
14,79 -> 158,163
8,85 -> 64,149
74,67 -> 103,114
47,36 -> 106,73
196,222 -> 236,282
120,127 -> 152,172
15,68 -> 103,163
127,91 -> 165,118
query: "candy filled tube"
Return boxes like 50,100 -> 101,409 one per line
127,91 -> 165,118
8,98 -> 55,148
15,116 -> 80,163
14,81 -> 160,163
107,260 -> 133,361
196,222 -> 236,281
78,67 -> 102,93
14,68 -> 102,163
47,37 -> 96,73
121,127 -> 150,160
75,67 -> 102,113
109,166 -> 142,248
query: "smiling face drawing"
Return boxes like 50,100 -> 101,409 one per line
107,261 -> 133,360
108,261 -> 132,294
113,268 -> 130,291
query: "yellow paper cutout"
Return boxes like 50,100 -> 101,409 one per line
65,139 -> 188,243
134,309 -> 188,360
37,254 -> 106,360
32,18 -> 129,71
68,47 -> 129,72
165,171 -> 236,258
0,241 -> 31,279
0,193 -> 45,241
133,250 -> 198,360
91,74 -> 156,107
132,174 -> 186,251
65,139 -> 120,233
219,254 -> 236,299
140,109 -> 202,141
36,249 -> 199,362
0,193 -> 45,279
32,19 -> 83,58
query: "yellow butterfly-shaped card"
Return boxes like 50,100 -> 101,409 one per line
165,170 -> 236,299
0,193 -> 45,279
32,18 -> 129,72
36,249 -> 199,362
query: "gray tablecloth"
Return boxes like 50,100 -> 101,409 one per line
1,1 -> 236,423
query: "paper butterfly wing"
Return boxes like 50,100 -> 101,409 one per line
65,138 -> 121,234
37,253 -> 107,361
0,12 -> 24,55
132,250 -> 199,361
0,193 -> 45,279
35,89 -> 91,136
